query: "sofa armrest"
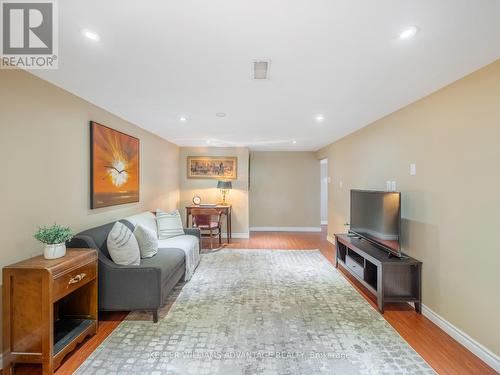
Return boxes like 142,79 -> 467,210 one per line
184,228 -> 201,253
98,259 -> 162,311
67,234 -> 99,251
184,227 -> 200,239
68,234 -> 162,311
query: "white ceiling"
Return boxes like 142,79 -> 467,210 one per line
33,0 -> 500,151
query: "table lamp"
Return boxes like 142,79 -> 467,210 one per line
217,180 -> 232,205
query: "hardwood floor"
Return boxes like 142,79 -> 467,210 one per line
14,227 -> 496,375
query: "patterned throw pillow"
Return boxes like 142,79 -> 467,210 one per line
134,224 -> 158,258
156,209 -> 185,239
107,222 -> 140,265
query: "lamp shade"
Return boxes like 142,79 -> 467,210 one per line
217,180 -> 232,190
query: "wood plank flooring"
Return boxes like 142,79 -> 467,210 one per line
14,227 -> 496,375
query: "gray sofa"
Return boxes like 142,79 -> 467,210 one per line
67,213 -> 200,322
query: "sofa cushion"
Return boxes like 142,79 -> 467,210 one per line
124,212 -> 158,237
107,222 -> 141,265
140,247 -> 185,284
156,209 -> 184,239
158,235 -> 200,281
134,224 -> 158,258
158,235 -> 198,251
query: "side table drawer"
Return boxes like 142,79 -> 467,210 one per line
53,261 -> 96,301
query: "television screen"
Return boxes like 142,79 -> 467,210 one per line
350,190 -> 401,256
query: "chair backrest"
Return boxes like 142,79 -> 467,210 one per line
191,208 -> 222,227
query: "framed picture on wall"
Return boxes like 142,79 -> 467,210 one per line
90,121 -> 140,208
187,156 -> 237,179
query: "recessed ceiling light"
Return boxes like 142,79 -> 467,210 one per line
292,140 -> 297,144
81,29 -> 100,41
399,26 -> 419,40
315,114 -> 325,122
215,113 -> 226,118
179,116 -> 187,122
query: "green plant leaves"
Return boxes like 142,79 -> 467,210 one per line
34,223 -> 74,245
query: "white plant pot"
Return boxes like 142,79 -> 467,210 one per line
44,243 -> 66,259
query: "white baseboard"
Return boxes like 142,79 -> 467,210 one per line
321,220 -> 328,225
250,227 -> 321,232
326,235 -> 335,244
221,232 -> 250,239
420,304 -> 499,372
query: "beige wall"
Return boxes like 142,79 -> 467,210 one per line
317,60 -> 500,356
179,147 -> 249,236
0,69 -> 180,272
320,161 -> 328,223
249,151 -> 320,228
0,69 -> 180,355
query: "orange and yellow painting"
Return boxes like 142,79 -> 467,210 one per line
90,122 -> 139,208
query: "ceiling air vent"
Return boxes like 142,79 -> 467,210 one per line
253,60 -> 270,79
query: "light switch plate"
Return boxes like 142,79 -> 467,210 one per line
410,163 -> 417,176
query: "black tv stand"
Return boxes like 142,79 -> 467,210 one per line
334,234 -> 422,314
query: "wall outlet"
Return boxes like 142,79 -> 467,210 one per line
410,163 -> 417,176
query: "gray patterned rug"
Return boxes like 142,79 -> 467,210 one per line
75,250 -> 434,374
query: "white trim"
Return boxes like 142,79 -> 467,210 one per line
221,232 -> 250,239
250,227 -> 321,232
326,235 -> 335,245
420,304 -> 499,372
321,220 -> 328,225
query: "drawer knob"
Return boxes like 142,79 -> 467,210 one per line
68,273 -> 86,284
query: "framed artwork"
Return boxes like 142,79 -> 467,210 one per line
187,156 -> 237,179
90,121 -> 140,208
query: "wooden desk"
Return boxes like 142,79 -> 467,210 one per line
186,205 -> 232,243
2,249 -> 98,375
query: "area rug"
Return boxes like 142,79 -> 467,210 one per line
75,250 -> 435,374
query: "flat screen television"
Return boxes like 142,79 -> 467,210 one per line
350,190 -> 402,257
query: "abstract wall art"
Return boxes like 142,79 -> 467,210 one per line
90,121 -> 140,208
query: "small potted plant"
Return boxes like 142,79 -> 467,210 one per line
34,224 -> 74,259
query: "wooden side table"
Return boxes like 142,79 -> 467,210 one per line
2,249 -> 98,375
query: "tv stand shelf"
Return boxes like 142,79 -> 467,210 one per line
335,234 -> 422,314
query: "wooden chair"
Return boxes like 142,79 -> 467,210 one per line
190,208 -> 223,249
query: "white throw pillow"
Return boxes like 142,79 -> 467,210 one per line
134,224 -> 158,258
124,211 -> 158,238
156,209 -> 184,239
107,222 -> 140,265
